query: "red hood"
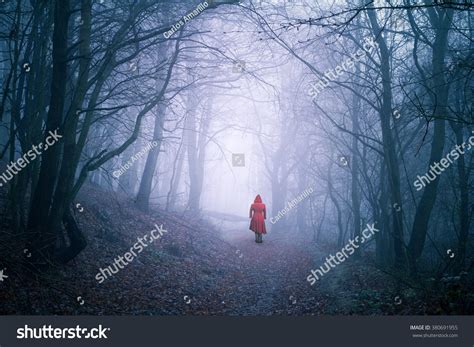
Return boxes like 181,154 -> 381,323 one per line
254,194 -> 262,203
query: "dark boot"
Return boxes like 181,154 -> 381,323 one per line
255,233 -> 258,243
258,234 -> 263,243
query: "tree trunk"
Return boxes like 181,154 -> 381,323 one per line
166,138 -> 185,211
350,89 -> 361,254
41,0 -> 92,264
136,103 -> 166,211
408,8 -> 453,274
185,95 -> 211,213
27,0 -> 70,259
185,94 -> 200,212
118,140 -> 141,195
368,8 -> 406,268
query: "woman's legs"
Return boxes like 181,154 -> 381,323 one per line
254,232 -> 263,243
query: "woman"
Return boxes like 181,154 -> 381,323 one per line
249,194 -> 267,243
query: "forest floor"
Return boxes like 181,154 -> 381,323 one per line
0,184 -> 472,315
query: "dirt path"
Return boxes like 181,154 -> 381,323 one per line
199,213 -> 403,315
204,216 -> 327,315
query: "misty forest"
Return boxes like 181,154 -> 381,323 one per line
0,0 -> 473,315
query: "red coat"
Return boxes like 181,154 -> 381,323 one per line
249,195 -> 267,234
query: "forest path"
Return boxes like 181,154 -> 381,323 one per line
202,213 -> 398,315
205,216 -> 329,315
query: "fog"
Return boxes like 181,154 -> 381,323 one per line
1,0 -> 472,299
